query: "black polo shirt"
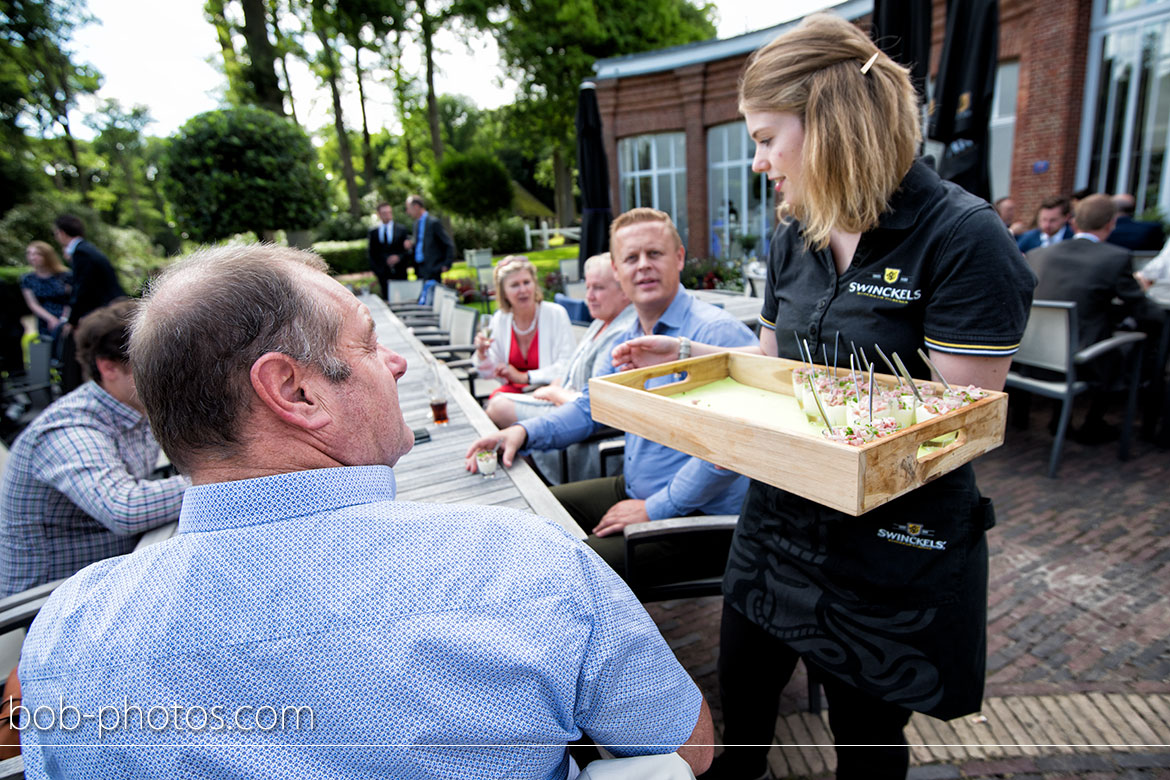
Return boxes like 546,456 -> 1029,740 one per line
759,160 -> 1035,377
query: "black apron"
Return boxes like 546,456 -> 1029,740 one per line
724,464 -> 995,720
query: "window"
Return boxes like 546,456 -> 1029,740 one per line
989,61 -> 1020,201
707,122 -> 771,260
617,133 -> 688,247
1080,1 -> 1170,215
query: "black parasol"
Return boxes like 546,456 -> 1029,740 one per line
928,0 -> 1000,201
872,0 -> 932,103
575,81 -> 613,279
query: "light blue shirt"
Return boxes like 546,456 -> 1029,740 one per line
414,212 -> 427,264
19,466 -> 701,778
521,289 -> 757,520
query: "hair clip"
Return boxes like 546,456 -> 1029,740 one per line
860,52 -> 879,75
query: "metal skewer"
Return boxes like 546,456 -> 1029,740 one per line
917,348 -> 952,391
873,343 -> 905,392
833,332 -> 840,372
802,338 -> 816,371
806,376 -> 833,430
850,354 -> 862,402
892,352 -> 924,402
859,346 -> 871,374
867,365 -> 875,422
821,345 -> 831,375
850,340 -> 861,374
794,332 -> 808,368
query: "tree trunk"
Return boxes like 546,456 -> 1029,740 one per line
204,0 -> 248,102
388,30 -> 416,173
270,6 -> 298,124
418,0 -> 444,164
552,146 -> 575,227
316,28 -> 362,216
354,45 -> 376,184
240,0 -> 285,115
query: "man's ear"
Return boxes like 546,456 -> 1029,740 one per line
250,352 -> 331,431
94,356 -> 120,385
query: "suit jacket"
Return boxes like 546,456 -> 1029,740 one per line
67,239 -> 126,326
1026,237 -> 1157,350
1106,216 -> 1165,252
367,222 -> 411,280
1017,223 -> 1074,254
411,212 -> 455,281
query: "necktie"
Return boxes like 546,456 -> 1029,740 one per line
381,224 -> 388,244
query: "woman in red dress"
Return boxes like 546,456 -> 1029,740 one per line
474,256 -> 575,398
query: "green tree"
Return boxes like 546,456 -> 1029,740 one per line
432,150 -> 511,221
1,0 -> 102,204
477,0 -> 715,225
204,0 -> 289,115
85,100 -> 153,233
161,106 -> 330,241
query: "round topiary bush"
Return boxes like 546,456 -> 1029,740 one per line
432,151 -> 512,222
162,106 -> 330,242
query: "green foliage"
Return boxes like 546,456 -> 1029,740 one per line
0,190 -> 165,293
162,106 -> 330,241
433,151 -> 512,221
311,238 -> 368,275
314,211 -> 369,241
450,215 -> 528,255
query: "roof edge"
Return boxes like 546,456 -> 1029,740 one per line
593,0 -> 873,81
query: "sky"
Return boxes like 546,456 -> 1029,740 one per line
69,0 -> 839,141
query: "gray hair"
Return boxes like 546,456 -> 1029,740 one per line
583,252 -> 612,277
129,244 -> 350,471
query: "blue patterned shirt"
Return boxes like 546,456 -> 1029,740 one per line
521,289 -> 757,520
19,466 -> 702,778
0,381 -> 187,597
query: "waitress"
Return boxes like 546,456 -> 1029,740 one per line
614,14 -> 1035,780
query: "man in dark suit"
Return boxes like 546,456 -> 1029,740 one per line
53,214 -> 127,392
1106,193 -> 1165,251
1027,194 -> 1158,441
404,194 -> 455,283
1017,196 -> 1075,253
367,202 -> 410,300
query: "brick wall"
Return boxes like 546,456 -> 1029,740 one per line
596,0 -> 1094,251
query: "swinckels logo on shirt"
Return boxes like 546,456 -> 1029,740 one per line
847,266 -> 922,304
877,522 -> 947,550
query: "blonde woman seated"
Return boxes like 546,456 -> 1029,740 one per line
486,253 -> 635,429
475,255 -> 575,399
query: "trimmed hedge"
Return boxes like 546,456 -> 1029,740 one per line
312,239 -> 368,276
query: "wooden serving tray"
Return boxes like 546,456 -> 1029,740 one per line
589,352 -> 1008,516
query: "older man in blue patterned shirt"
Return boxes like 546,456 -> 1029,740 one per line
0,300 -> 186,598
18,244 -> 712,778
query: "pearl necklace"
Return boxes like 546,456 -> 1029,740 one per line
512,312 -> 538,336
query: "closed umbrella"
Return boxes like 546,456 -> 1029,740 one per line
928,0 -> 1000,201
872,0 -> 932,101
576,81 -> 613,279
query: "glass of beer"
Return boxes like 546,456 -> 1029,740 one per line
427,386 -> 449,426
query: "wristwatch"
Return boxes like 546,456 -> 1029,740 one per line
678,336 -> 691,360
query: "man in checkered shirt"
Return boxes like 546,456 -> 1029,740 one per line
0,300 -> 186,597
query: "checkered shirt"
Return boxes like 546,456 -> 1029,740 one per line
19,466 -> 702,778
0,381 -> 186,597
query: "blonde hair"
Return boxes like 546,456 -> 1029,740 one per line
609,208 -> 683,255
493,255 -> 542,313
739,13 -> 921,250
583,252 -> 612,276
27,240 -> 68,274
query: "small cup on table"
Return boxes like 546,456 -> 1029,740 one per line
475,449 -> 498,478
427,386 -> 449,426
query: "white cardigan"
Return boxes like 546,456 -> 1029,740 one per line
476,301 -> 576,386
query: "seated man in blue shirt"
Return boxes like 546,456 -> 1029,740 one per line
0,300 -> 186,598
19,244 -> 712,779
467,208 -> 757,581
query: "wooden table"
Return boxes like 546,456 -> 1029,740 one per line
367,295 -> 585,538
689,287 -> 764,330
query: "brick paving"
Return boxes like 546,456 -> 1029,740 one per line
644,396 -> 1170,777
